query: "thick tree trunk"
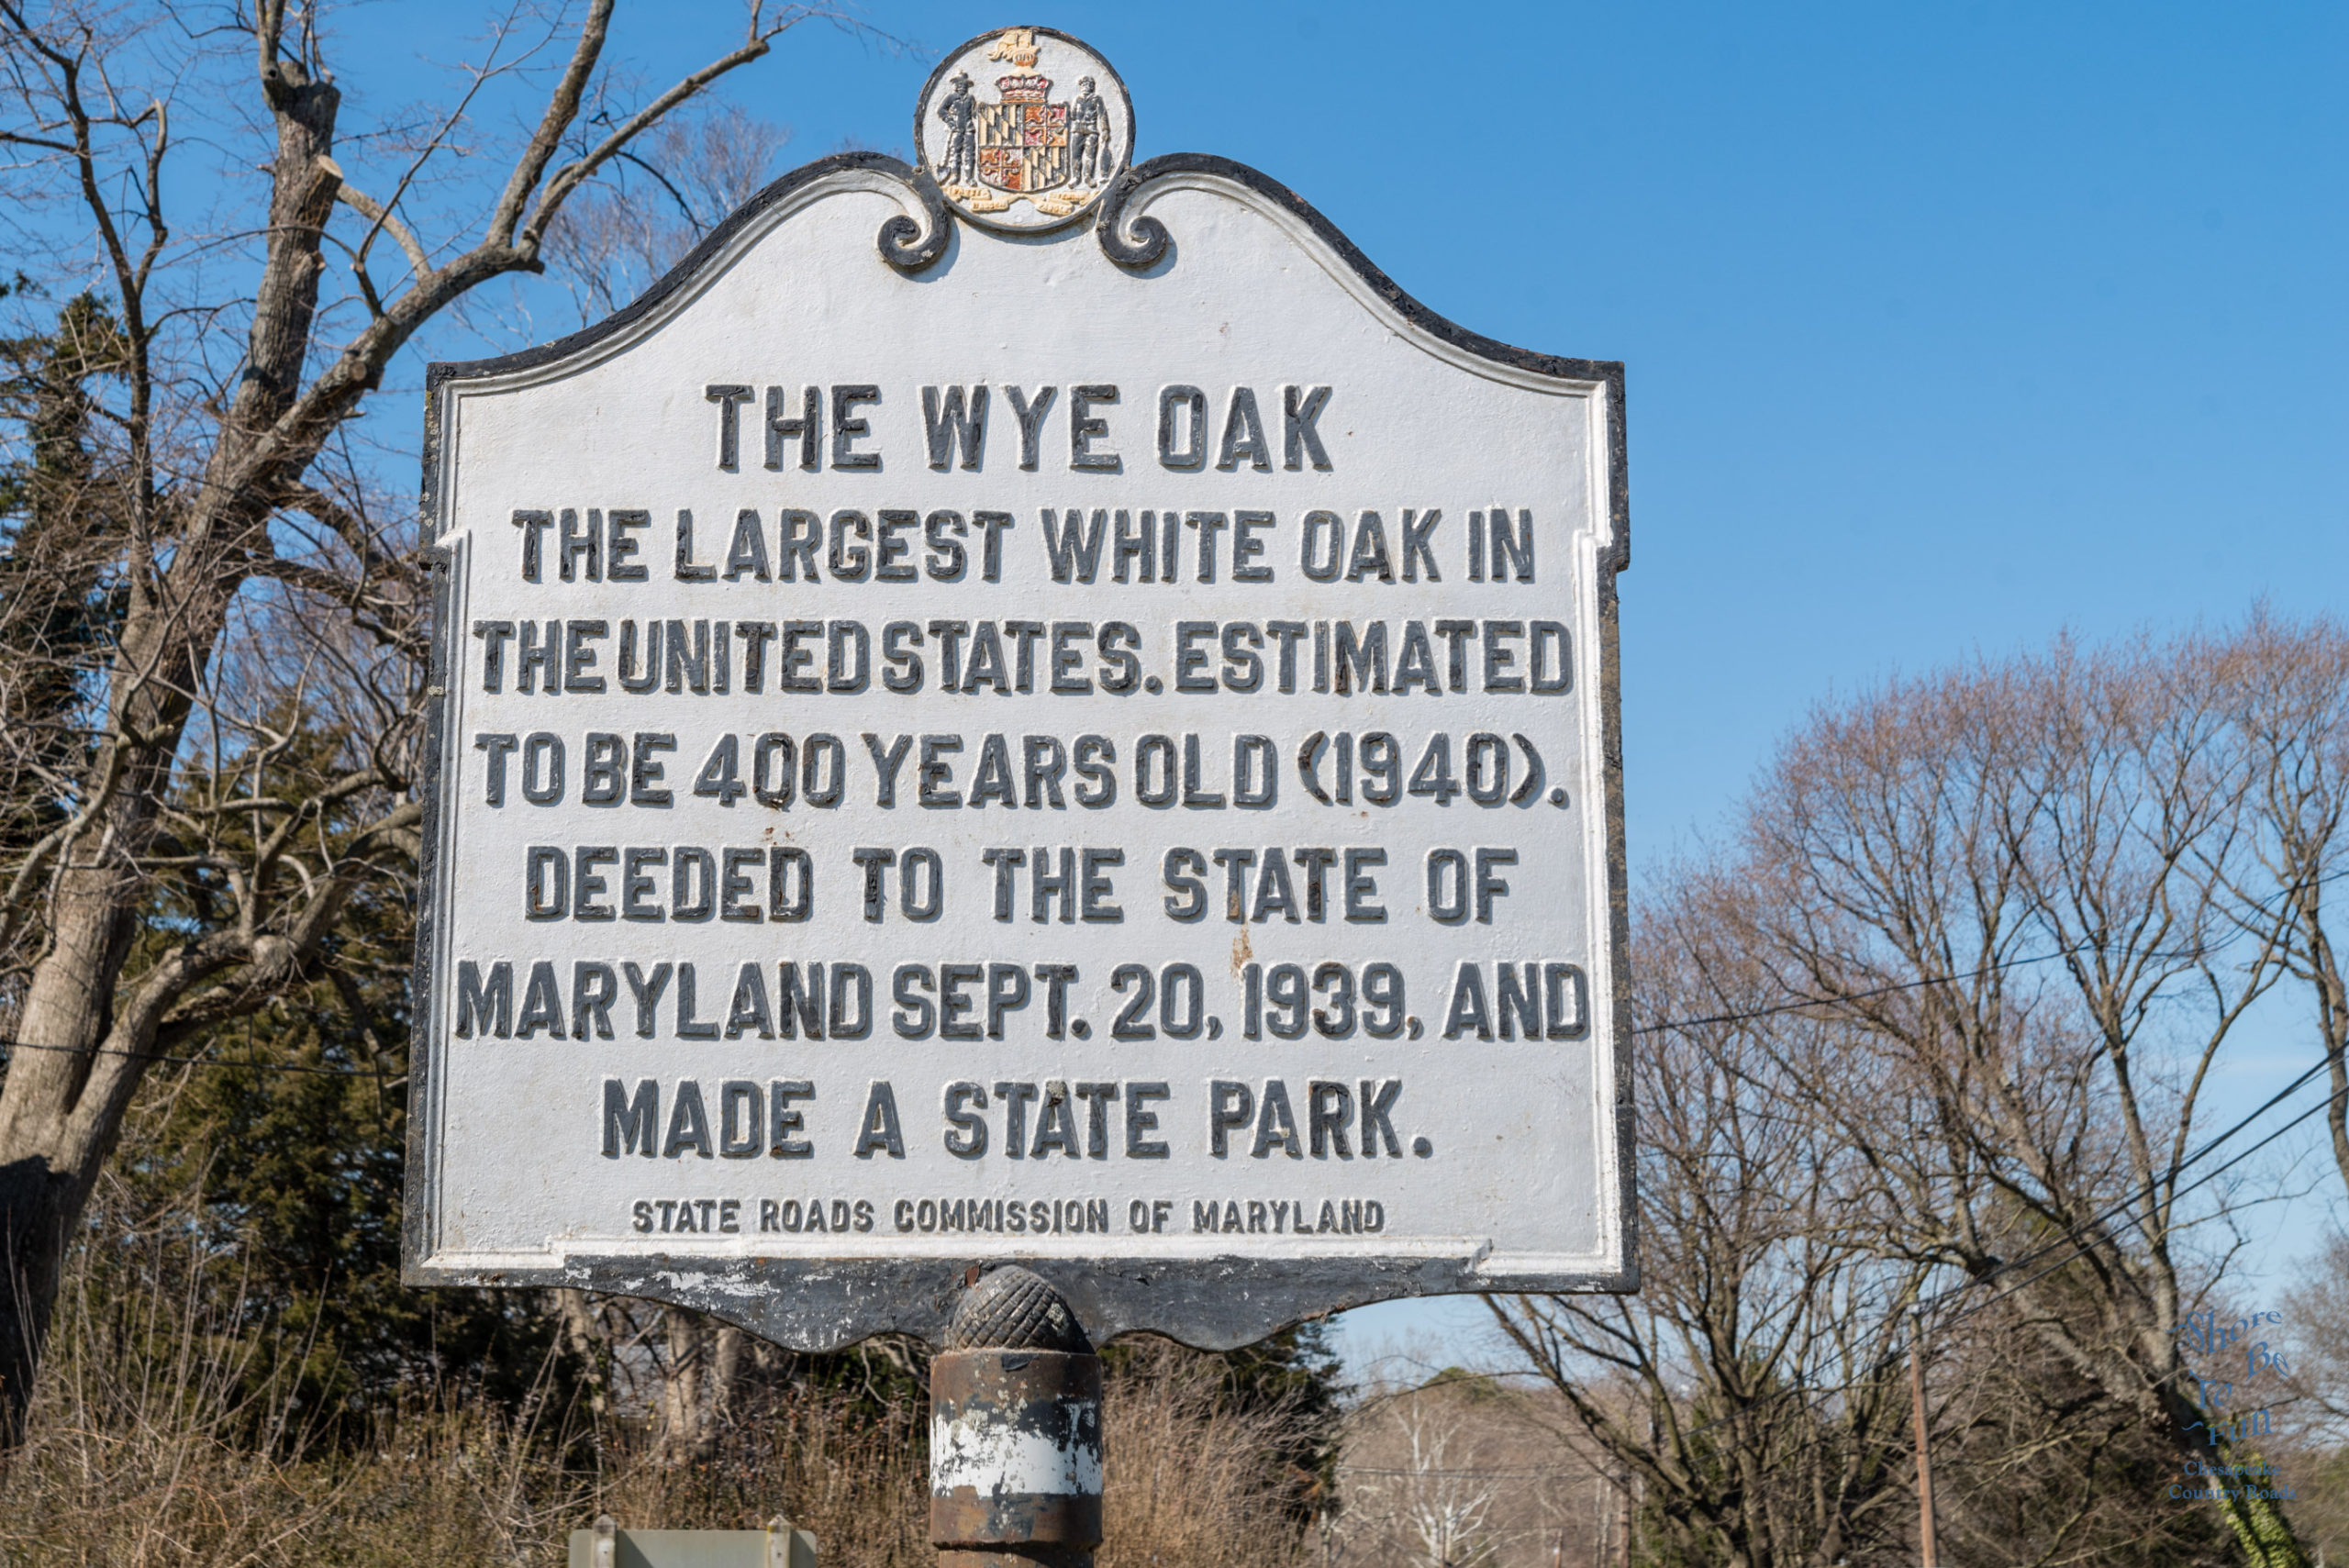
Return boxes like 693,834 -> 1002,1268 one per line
555,1289 -> 611,1415
662,1307 -> 711,1463
0,873 -> 138,1431
0,57 -> 340,1445
712,1320 -> 746,1426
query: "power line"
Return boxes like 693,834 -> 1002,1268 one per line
1926,1085 -> 2335,1333
1631,864 -> 2349,1040
1565,1060 -> 2343,1450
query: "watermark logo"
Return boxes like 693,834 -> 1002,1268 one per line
2169,1307 -> 2299,1503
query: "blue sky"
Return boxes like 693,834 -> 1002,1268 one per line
340,0 -> 2347,844
333,0 -> 2347,1367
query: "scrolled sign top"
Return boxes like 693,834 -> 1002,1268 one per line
916,27 -> 1135,233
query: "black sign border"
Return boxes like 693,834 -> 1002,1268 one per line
406,149 -> 1633,1352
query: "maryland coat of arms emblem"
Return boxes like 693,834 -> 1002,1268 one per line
917,28 -> 1133,231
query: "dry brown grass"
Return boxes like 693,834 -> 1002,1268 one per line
0,1262 -> 1311,1568
1097,1340 -> 1314,1568
0,1277 -> 596,1568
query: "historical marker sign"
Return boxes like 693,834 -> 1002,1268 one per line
406,27 -> 1631,1350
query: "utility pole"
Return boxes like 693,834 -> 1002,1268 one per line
1910,1308 -> 1940,1568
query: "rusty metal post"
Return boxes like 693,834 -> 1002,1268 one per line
930,1267 -> 1103,1568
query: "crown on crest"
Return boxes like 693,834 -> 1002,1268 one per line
985,28 -> 1041,69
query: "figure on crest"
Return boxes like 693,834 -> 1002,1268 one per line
936,71 -> 979,186
1071,76 -> 1113,185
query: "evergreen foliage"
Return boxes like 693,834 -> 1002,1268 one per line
0,285 -> 129,868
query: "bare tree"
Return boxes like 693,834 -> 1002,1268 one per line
1928,1273 -> 2241,1564
1490,875 -> 1927,1568
2209,612 -> 2349,1202
1732,630 -> 2313,1563
1381,1400 -> 1499,1568
1334,1376 -> 1539,1568
0,0 -> 854,1442
543,100 -> 794,325
2279,1234 -> 2349,1438
1487,622 -> 2346,1566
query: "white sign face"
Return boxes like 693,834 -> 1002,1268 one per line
407,31 -> 1631,1351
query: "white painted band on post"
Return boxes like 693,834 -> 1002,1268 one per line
930,1403 -> 1105,1496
